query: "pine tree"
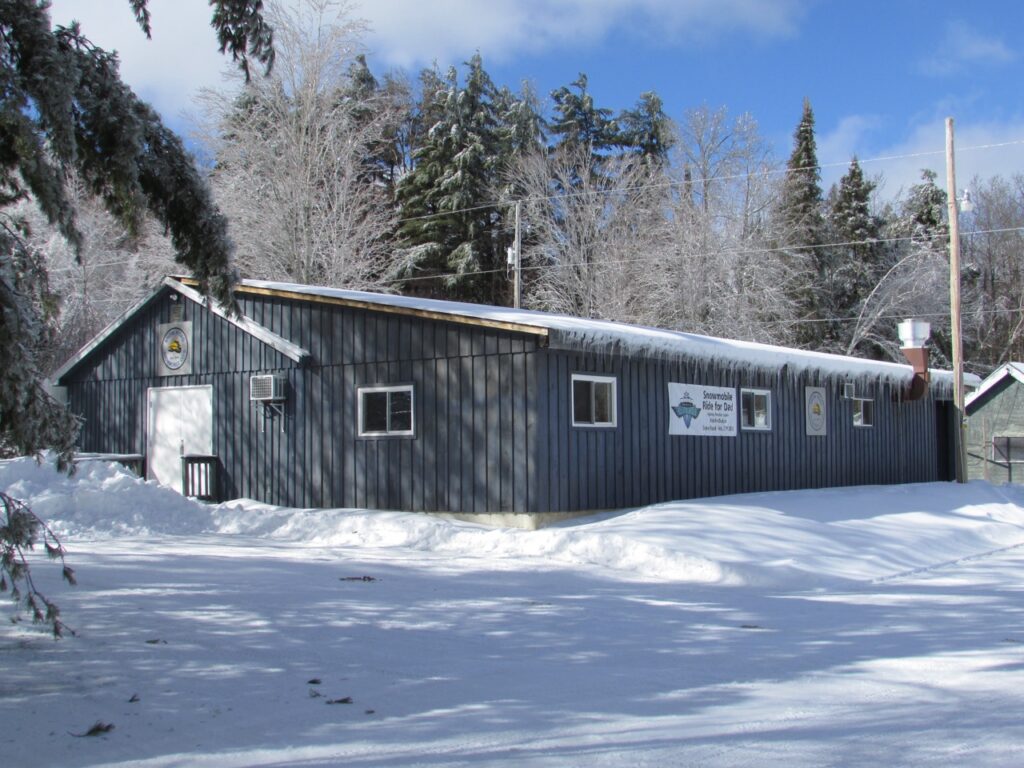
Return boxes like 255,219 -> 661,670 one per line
782,99 -> 825,245
780,98 -> 829,348
618,91 -> 675,166
827,157 -> 887,355
340,54 -> 404,190
396,54 -> 511,304
549,73 -> 617,155
1,0 -> 272,464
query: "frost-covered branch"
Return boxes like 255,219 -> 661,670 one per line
1,491 -> 76,638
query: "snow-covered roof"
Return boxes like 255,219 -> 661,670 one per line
235,278 -> 972,392
965,362 -> 1024,411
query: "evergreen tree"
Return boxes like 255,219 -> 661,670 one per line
1,0 -> 272,636
782,98 -> 826,246
827,157 -> 887,355
898,169 -> 948,248
618,91 -> 675,166
396,55 -> 507,303
549,73 -> 619,168
1,0 -> 272,465
780,98 -> 828,348
494,82 -> 545,162
340,54 -> 404,190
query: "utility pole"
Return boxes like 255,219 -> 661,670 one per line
945,117 -> 966,483
512,200 -> 522,309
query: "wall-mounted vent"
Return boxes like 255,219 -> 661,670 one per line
250,375 -> 286,402
842,382 -> 856,399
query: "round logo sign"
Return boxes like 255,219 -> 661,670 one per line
807,389 -> 826,433
161,327 -> 189,371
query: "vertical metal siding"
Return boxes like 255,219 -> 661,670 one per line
64,286 -> 942,516
531,348 -> 943,513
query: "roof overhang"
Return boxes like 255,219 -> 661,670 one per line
204,279 -> 551,344
53,277 -> 311,385
965,362 -> 1024,412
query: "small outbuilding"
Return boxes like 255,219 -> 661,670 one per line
55,276 -> 965,526
965,362 -> 1024,484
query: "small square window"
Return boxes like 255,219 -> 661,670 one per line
992,436 -> 1024,463
852,398 -> 874,428
741,389 -> 771,430
571,374 -> 617,427
358,385 -> 415,437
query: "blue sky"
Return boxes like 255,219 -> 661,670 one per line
48,0 -> 1024,194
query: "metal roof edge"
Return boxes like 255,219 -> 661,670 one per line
53,284 -> 168,385
54,278 -> 311,384
166,278 -> 311,364
221,280 -> 551,342
965,362 -> 1024,410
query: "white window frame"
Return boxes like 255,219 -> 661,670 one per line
852,397 -> 874,428
358,384 -> 415,437
571,373 -> 617,428
740,388 -> 772,431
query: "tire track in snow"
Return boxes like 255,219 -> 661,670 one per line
870,539 -> 1024,584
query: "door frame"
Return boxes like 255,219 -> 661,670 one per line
146,384 -> 214,488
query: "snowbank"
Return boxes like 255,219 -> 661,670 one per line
5,455 -> 1024,587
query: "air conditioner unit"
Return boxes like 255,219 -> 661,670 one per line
842,382 -> 856,399
250,375 -> 286,402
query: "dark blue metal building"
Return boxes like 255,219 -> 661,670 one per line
54,277 -> 958,525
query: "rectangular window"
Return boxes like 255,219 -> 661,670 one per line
571,374 -> 617,427
740,389 -> 771,430
852,398 -> 874,428
358,385 -> 414,437
992,436 -> 1024,463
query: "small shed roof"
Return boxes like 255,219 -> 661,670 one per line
965,362 -> 1024,412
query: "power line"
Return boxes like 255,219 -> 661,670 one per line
394,136 -> 1024,227
380,225 -> 1024,286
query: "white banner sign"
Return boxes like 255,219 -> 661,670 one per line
668,383 -> 737,436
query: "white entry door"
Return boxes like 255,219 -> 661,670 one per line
147,386 -> 213,494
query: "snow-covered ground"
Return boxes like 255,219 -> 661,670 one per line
4,457 -> 1024,767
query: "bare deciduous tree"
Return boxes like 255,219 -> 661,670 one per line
512,145 -> 670,323
197,0 -> 401,289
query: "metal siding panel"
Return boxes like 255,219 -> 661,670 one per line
400,318 -> 413,362
473,355 -> 489,513
488,355 -> 503,512
529,353 -> 546,513
461,354 -> 477,512
513,352 -> 527,513
448,357 -> 463,512
556,354 -> 569,511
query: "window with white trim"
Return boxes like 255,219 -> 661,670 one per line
740,389 -> 771,430
358,384 -> 414,436
572,373 -> 617,427
852,397 -> 874,428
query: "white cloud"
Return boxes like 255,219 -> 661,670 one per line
46,0 -> 807,124
920,21 -> 1016,76
817,114 -> 883,189
362,0 -> 806,69
834,116 -> 1024,200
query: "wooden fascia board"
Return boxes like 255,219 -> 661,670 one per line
166,278 -> 310,364
209,281 -> 550,344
